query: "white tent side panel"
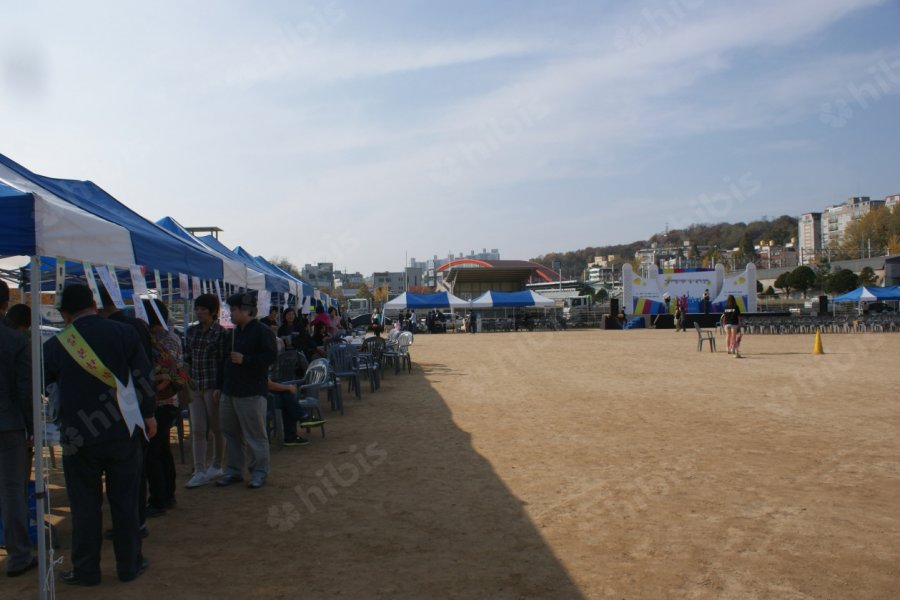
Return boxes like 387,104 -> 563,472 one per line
34,192 -> 136,266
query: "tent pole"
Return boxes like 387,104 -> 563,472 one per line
30,256 -> 49,599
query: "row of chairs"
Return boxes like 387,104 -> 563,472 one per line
742,315 -> 899,334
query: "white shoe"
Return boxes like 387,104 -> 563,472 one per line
185,471 -> 210,488
205,466 -> 224,480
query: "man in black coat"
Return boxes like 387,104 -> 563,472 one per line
44,285 -> 157,586
0,280 -> 36,577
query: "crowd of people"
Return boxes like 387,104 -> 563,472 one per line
0,279 -> 370,586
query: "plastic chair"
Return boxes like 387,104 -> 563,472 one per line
694,322 -> 716,352
358,337 -> 384,392
327,344 -> 362,400
308,358 -> 343,415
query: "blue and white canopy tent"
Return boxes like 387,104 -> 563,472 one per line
832,285 -> 900,302
469,290 -> 556,308
383,291 -> 469,310
0,153 -> 236,598
156,216 -> 267,292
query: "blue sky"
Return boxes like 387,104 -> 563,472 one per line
2,0 -> 899,274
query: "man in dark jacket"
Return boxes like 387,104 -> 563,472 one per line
216,292 -> 277,489
0,279 -> 36,577
44,285 -> 157,586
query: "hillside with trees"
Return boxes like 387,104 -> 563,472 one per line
532,215 -> 799,278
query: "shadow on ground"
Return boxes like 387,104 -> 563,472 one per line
5,359 -> 583,599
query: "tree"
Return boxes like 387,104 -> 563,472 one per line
858,266 -> 878,286
355,283 -> 373,300
595,287 -> 609,301
763,285 -> 776,296
788,265 -> 816,298
825,269 -> 858,295
774,272 -> 792,296
756,280 -> 763,294
814,261 -> 831,291
373,285 -> 390,305
736,232 -> 758,267
269,256 -> 302,279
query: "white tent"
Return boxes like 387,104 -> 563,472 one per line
384,291 -> 469,309
469,290 -> 556,308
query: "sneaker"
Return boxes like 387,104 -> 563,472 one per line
247,478 -> 266,489
735,352 -> 742,359
185,471 -> 210,488
215,474 -> 244,487
300,417 -> 326,428
205,466 -> 224,480
283,436 -> 310,447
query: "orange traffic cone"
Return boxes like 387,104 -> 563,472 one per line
813,328 -> 824,355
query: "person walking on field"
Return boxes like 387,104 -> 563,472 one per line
722,295 -> 742,358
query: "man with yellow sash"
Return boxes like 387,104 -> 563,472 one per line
44,285 -> 157,586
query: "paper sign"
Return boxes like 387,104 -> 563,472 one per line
96,265 -> 126,309
167,273 -> 173,303
154,269 -> 163,297
179,274 -> 189,300
191,276 -> 201,299
129,266 -> 149,323
258,290 -> 271,319
55,257 -> 66,309
220,302 -> 233,328
147,298 -> 168,331
213,280 -> 223,302
83,262 -> 104,308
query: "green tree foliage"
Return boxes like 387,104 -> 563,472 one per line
841,206 -> 900,259
858,266 -> 878,286
763,285 -> 776,296
788,265 -> 816,297
355,283 -> 373,300
825,269 -> 859,295
531,215 -> 798,276
774,272 -> 792,296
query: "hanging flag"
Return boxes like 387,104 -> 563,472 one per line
83,262 -> 104,308
129,266 -> 150,323
179,273 -> 189,300
96,265 -> 126,309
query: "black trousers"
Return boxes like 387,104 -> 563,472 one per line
62,434 -> 144,582
146,404 -> 179,510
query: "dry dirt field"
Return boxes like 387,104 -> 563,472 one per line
4,328 -> 900,599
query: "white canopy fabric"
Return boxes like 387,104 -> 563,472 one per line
0,161 -> 136,266
384,291 -> 469,309
469,290 -> 556,308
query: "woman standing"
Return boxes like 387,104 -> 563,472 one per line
143,299 -> 186,516
722,295 -> 742,358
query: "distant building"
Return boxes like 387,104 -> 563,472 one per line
798,212 -> 822,264
372,271 -> 406,297
424,248 -> 500,287
821,197 -> 885,251
301,262 -> 334,289
886,194 -> 900,212
433,259 -> 555,299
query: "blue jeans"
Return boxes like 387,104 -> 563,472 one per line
273,391 -> 310,439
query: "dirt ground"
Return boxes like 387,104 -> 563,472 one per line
4,328 -> 900,599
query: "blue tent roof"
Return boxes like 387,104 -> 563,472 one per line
470,290 -> 556,308
384,292 -> 469,309
833,285 -> 900,302
0,181 -> 35,256
0,154 -> 223,279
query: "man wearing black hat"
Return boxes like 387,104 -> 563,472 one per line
0,279 -> 36,577
216,292 -> 276,489
43,285 -> 157,586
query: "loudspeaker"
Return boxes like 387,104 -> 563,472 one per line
610,298 -> 620,315
818,295 -> 828,316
